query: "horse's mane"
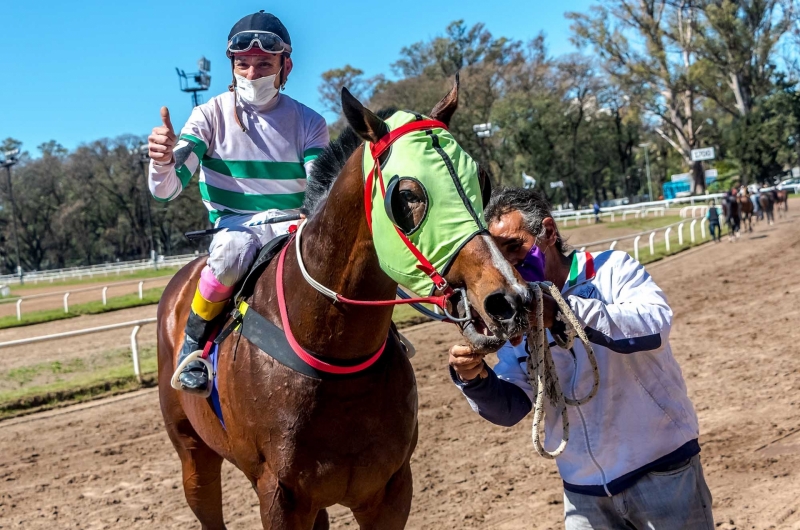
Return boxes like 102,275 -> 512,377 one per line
303,108 -> 398,216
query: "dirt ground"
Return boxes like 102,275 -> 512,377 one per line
1,208 -> 799,529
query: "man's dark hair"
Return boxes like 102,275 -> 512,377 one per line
485,187 -> 570,254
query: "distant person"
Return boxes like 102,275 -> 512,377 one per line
593,201 -> 601,223
147,11 -> 329,394
448,187 -> 714,530
723,188 -> 741,241
707,199 -> 721,242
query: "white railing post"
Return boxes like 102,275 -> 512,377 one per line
611,212 -> 615,222
679,222 -> 685,245
102,286 -> 108,305
665,227 -> 672,253
634,235 -> 641,261
63,293 -> 70,313
138,281 -> 144,300
16,299 -> 22,321
609,240 -> 618,250
649,231 -> 656,255
580,247 -> 586,252
130,325 -> 142,383
690,219 -> 697,243
700,218 -> 707,239
622,211 -> 628,221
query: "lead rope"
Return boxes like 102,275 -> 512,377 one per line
526,282 -> 599,459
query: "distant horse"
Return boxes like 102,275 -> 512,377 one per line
775,189 -> 788,218
759,193 -> 775,225
157,81 -> 531,529
738,191 -> 754,232
722,194 -> 741,240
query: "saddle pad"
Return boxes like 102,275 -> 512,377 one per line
207,342 -> 225,428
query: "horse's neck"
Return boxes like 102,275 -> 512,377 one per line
264,148 -> 397,359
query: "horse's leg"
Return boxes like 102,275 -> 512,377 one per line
163,413 -> 227,529
255,474 -> 321,529
350,460 -> 413,530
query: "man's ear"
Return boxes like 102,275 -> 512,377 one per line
541,217 -> 559,248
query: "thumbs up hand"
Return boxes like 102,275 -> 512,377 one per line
148,106 -> 177,164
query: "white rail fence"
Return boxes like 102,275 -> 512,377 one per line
560,207 -> 667,227
552,193 -> 727,221
0,253 -> 201,286
0,318 -> 157,383
574,217 -> 712,261
2,276 -> 170,321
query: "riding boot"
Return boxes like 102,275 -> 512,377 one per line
175,287 -> 229,394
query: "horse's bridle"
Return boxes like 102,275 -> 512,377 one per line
289,119 -> 475,323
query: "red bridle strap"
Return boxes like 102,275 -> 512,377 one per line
277,241 -> 386,375
363,119 -> 453,295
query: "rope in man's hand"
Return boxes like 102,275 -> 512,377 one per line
526,282 -> 599,459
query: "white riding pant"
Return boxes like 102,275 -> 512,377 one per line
207,209 -> 299,287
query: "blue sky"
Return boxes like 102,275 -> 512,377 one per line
0,0 -> 593,154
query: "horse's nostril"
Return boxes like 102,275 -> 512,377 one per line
484,291 -> 518,322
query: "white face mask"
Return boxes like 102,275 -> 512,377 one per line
235,71 -> 280,107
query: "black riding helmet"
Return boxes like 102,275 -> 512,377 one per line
227,11 -> 292,58
227,11 -> 292,131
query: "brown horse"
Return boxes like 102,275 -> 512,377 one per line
738,192 -> 754,232
776,189 -> 788,218
157,82 -> 529,529
759,192 -> 775,225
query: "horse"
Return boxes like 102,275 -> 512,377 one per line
722,194 -> 741,240
759,192 -> 775,225
775,189 -> 788,218
737,190 -> 754,232
157,80 -> 531,529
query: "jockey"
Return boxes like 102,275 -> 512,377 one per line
147,11 -> 329,394
448,188 -> 714,529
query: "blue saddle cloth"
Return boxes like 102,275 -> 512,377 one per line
208,342 -> 225,429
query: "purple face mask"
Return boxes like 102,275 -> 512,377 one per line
515,244 -> 546,283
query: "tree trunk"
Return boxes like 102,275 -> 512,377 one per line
692,161 -> 705,195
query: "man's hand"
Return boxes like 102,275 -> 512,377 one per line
449,344 -> 488,382
148,106 -> 177,165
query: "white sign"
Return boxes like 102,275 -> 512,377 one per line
550,180 -> 564,189
793,167 -> 800,178
704,169 -> 718,178
691,147 -> 715,162
671,172 -> 691,183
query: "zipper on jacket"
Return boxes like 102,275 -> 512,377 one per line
570,347 -> 612,497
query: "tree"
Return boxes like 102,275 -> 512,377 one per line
569,0 -> 710,193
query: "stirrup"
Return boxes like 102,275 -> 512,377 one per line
170,350 -> 215,398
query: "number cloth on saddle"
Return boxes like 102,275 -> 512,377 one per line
362,111 -> 487,296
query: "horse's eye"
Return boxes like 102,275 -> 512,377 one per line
384,176 -> 429,235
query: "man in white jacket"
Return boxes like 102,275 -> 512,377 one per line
449,188 -> 714,529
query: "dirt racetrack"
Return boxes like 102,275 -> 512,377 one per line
1,212 -> 800,529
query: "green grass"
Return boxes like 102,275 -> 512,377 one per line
0,287 -> 164,330
6,266 -> 181,294
562,215 -> 683,232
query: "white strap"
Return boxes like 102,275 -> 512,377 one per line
294,220 -> 339,301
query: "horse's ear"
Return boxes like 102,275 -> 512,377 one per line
430,73 -> 459,127
341,87 -> 389,143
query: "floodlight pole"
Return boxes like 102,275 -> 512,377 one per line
1,156 -> 23,283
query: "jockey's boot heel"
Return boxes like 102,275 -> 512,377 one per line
173,286 -> 229,395
176,310 -> 215,394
